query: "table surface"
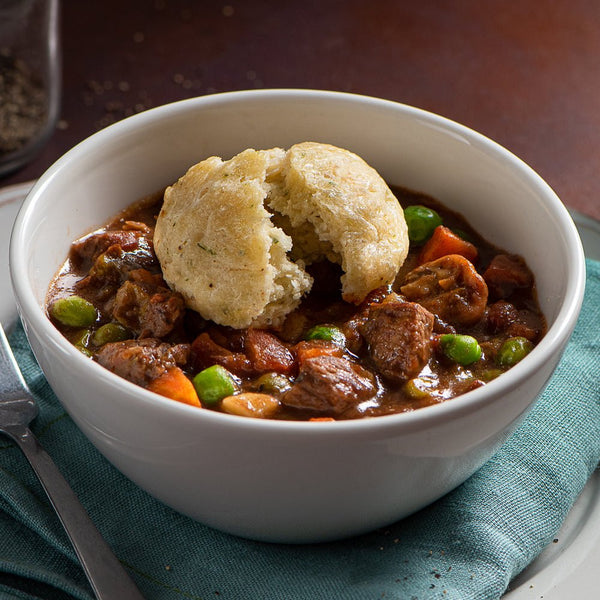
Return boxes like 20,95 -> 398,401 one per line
3,0 -> 600,220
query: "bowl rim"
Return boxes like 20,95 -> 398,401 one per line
9,88 -> 587,437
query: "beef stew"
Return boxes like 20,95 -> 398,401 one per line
46,187 -> 546,420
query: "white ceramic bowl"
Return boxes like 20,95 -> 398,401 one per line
10,90 -> 585,543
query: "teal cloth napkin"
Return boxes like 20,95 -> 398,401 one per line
1,259 -> 599,600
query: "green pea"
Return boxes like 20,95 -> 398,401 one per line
50,295 -> 98,327
440,334 -> 482,366
89,252 -> 119,278
403,205 -> 443,244
480,368 -> 504,382
193,365 -> 237,405
497,337 -> 534,367
304,325 -> 346,346
91,323 -> 130,346
254,372 -> 292,394
72,329 -> 93,357
403,378 -> 432,401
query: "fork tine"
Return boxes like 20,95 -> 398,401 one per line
0,323 -> 38,429
0,323 -> 33,400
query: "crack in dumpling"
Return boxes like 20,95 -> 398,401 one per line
267,142 -> 409,304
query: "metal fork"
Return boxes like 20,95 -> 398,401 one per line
0,323 -> 144,599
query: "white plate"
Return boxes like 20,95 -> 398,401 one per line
503,209 -> 600,600
1,183 -> 598,598
0,181 -> 33,329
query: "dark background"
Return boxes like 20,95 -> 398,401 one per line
4,0 -> 600,219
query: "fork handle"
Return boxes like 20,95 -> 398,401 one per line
8,426 -> 145,600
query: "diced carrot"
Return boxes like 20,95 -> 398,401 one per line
147,368 -> 201,407
309,417 -> 336,422
294,340 -> 345,364
482,254 -> 533,299
419,225 -> 478,264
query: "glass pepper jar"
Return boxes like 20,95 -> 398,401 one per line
0,0 -> 61,177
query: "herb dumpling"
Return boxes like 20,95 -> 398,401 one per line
267,142 -> 409,303
154,142 -> 409,329
154,148 -> 313,329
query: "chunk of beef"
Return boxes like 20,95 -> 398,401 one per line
245,329 -> 295,375
487,300 -> 519,332
95,240 -> 155,278
70,229 -> 154,269
75,245 -> 129,309
191,332 -> 254,378
505,321 -> 539,342
75,237 -> 157,313
207,326 -> 246,353
400,254 -> 488,327
360,300 -> 434,383
96,338 -> 190,387
112,269 -> 186,338
341,286 -> 393,354
487,300 -> 540,341
483,254 -> 533,299
282,355 -> 377,415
